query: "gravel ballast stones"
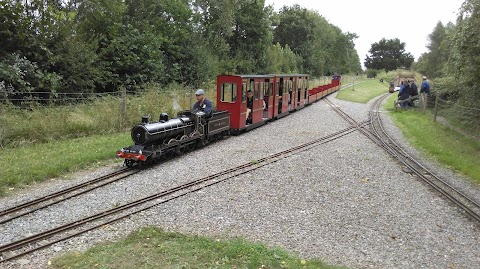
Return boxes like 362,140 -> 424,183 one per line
1,93 -> 479,269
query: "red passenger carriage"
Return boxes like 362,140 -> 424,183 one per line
217,75 -> 270,134
216,74 -> 310,134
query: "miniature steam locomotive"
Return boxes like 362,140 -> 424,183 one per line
117,110 -> 230,167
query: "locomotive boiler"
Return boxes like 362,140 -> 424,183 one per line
131,113 -> 196,146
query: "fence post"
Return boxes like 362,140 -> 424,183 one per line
121,86 -> 127,129
424,94 -> 428,112
419,93 -> 427,112
418,93 -> 422,112
433,95 -> 439,122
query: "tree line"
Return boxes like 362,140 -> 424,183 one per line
0,0 -> 362,95
415,0 -> 480,108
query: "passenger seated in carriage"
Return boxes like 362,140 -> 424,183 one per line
246,90 -> 253,124
246,89 -> 266,125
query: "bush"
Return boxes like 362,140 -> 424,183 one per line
366,69 -> 378,78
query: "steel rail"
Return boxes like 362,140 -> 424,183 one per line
324,95 -> 480,223
0,168 -> 140,224
0,125 -> 362,262
369,94 -> 480,223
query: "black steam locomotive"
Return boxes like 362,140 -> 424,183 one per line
117,110 -> 230,167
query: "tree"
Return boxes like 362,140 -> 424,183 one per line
97,24 -> 165,90
449,0 -> 480,105
273,5 -> 325,76
415,21 -> 453,78
227,0 -> 273,73
191,0 -> 235,62
264,43 -> 301,73
364,38 -> 414,72
273,5 -> 360,76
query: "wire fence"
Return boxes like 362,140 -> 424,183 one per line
393,92 -> 480,139
0,86 -> 205,147
0,90 -> 123,107
432,95 -> 480,138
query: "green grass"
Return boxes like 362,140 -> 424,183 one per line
0,132 -> 130,196
50,227 -> 345,269
336,79 -> 387,103
0,83 -> 217,148
384,94 -> 480,184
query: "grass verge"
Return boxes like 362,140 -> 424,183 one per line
384,94 -> 480,184
50,227 -> 345,269
0,132 -> 130,196
336,79 -> 387,103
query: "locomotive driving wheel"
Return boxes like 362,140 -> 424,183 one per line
175,145 -> 185,156
186,142 -> 196,152
176,135 -> 189,154
196,138 -> 207,148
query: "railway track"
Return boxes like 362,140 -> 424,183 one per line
0,168 -> 140,225
324,95 -> 480,224
0,124 -> 365,263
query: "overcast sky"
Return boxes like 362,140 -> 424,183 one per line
265,0 -> 463,65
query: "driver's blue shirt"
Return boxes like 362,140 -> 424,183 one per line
193,98 -> 213,116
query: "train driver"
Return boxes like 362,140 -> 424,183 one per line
192,89 -> 213,117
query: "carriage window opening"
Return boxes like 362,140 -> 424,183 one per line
263,82 -> 269,96
269,82 -> 274,96
220,83 -> 237,103
276,82 -> 280,96
254,83 -> 260,100
242,83 -> 247,102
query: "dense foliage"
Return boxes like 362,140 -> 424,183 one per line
273,5 -> 360,77
414,0 -> 480,125
364,38 -> 414,73
0,0 -> 361,96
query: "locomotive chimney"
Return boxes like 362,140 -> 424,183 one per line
141,116 -> 149,125
159,113 -> 169,122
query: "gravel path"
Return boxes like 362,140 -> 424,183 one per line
1,92 -> 479,269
